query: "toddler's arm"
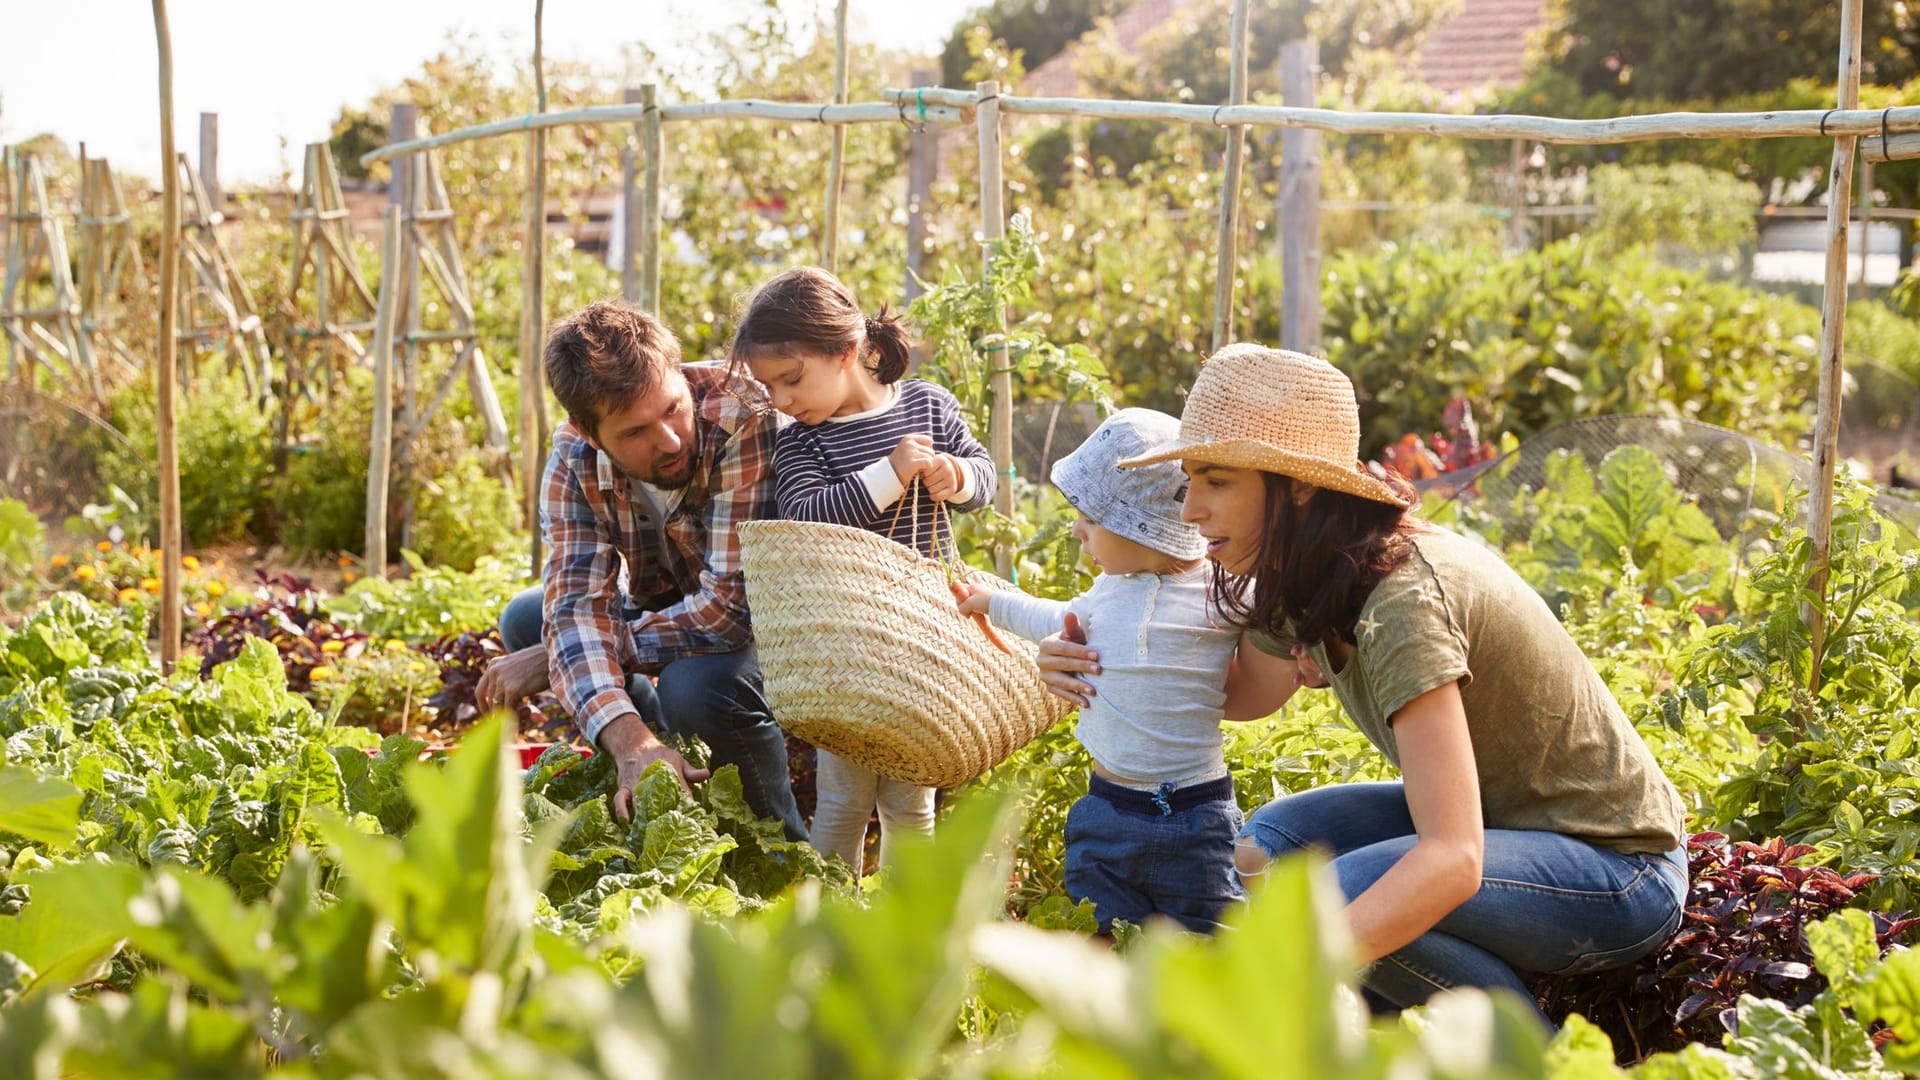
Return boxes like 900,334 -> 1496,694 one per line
985,589 -> 1070,644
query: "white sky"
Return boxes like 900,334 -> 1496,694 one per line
0,0 -> 980,185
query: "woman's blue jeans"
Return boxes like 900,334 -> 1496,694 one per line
1239,782 -> 1687,1018
500,585 -> 807,840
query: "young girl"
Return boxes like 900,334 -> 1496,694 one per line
732,265 -> 996,873
1039,344 -> 1687,1018
958,408 -> 1245,935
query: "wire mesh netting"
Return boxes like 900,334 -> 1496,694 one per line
1415,414 -> 1920,543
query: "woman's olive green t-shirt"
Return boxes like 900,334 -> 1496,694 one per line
1249,525 -> 1684,854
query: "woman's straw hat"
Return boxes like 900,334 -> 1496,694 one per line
1119,343 -> 1411,507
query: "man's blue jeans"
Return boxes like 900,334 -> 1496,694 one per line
1239,782 -> 1687,1018
500,585 -> 808,841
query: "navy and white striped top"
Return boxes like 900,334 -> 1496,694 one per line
773,379 -> 996,556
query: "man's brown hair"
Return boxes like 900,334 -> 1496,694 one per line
545,300 -> 682,438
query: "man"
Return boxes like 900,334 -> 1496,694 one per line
475,300 -> 806,838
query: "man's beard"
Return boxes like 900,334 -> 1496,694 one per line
642,449 -> 696,489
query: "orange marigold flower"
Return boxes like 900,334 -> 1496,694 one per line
320,639 -> 346,654
205,581 -> 227,597
309,665 -> 336,681
96,541 -> 113,552
194,602 -> 212,617
74,564 -> 96,580
140,577 -> 162,593
118,588 -> 140,603
181,555 -> 200,570
50,554 -> 69,568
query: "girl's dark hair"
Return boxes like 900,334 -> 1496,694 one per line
729,266 -> 913,383
1214,472 -> 1419,649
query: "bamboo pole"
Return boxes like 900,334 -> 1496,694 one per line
1209,0 -> 1250,353
977,79 -> 1014,578
983,98 -> 1920,143
153,0 -> 182,668
360,91 -> 1920,174
822,0 -> 850,270
361,100 -> 967,166
521,0 -> 550,578
640,84 -> 663,314
1279,40 -> 1322,355
365,207 -> 402,576
620,86 -> 643,303
1807,0 -> 1865,696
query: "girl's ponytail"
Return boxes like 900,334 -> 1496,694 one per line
865,306 -> 912,384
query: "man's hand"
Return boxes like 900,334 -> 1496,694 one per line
1035,611 -> 1100,708
888,433 -> 936,485
922,454 -> 967,502
598,712 -> 711,821
475,645 -> 551,713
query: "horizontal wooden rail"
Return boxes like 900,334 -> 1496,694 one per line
360,99 -> 968,166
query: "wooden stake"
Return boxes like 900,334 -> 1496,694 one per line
1279,40 -> 1322,354
822,0 -> 850,270
366,207 -> 402,576
1209,0 -> 1250,353
976,80 -> 1014,578
620,86 -> 643,303
153,0 -> 182,667
389,104 -> 420,550
640,84 -> 663,314
199,112 -> 219,220
522,0 -> 550,578
904,68 -> 938,371
1807,0 -> 1865,695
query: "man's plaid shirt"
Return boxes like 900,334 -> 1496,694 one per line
540,362 -> 778,745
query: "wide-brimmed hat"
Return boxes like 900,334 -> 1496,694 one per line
1050,408 -> 1207,561
1118,343 -> 1411,508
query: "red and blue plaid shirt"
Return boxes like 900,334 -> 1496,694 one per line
540,362 -> 778,745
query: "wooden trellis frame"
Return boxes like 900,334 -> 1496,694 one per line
76,156 -> 147,371
285,140 -> 377,403
3,150 -> 100,405
172,153 -> 271,398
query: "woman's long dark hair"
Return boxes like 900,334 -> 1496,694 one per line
1213,472 -> 1419,649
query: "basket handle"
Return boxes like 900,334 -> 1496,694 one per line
884,475 -> 967,581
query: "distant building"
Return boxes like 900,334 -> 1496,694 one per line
1021,0 -> 1545,98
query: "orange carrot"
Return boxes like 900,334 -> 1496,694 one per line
949,580 -> 1013,655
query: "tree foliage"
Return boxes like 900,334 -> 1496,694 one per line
1537,0 -> 1920,101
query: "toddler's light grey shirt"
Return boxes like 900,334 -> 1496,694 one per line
987,565 -> 1240,784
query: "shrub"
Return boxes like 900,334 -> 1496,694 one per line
409,455 -> 521,572
94,368 -> 272,545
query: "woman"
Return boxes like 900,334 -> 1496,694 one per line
1039,343 -> 1688,1018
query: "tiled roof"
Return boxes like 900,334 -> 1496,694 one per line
1019,0 -> 1545,97
1415,0 -> 1546,92
1022,0 -> 1179,97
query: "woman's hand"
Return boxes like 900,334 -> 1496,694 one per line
1292,643 -> 1330,688
1036,612 -> 1100,708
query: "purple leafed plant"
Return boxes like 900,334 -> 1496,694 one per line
1532,832 -> 1919,1063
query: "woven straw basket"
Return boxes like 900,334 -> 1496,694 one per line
738,518 -> 1072,788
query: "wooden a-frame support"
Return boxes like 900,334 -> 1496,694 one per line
3,150 -> 100,405
285,141 -> 377,404
76,157 -> 147,371
173,153 -> 271,399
